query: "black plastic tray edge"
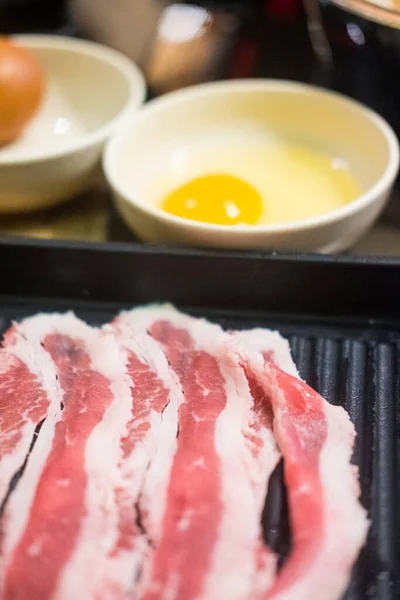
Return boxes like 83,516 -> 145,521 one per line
1,235 -> 400,266
1,237 -> 400,321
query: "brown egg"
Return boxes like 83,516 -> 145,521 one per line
0,37 -> 46,145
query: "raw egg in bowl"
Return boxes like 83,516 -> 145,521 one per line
104,80 -> 399,252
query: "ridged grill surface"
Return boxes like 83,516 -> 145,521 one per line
0,304 -> 398,600
290,336 -> 399,600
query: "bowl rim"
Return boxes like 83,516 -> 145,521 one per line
329,0 -> 400,30
104,79 -> 400,236
0,35 -> 147,166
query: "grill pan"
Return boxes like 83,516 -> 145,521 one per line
0,237 -> 398,600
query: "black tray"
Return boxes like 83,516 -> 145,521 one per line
0,237 -> 399,600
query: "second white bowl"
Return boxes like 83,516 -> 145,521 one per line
0,35 -> 146,213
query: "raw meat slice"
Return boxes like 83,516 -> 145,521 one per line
234,334 -> 369,600
231,329 -> 298,596
102,318 -> 184,593
0,314 -> 136,600
0,319 -> 63,508
117,305 -> 279,600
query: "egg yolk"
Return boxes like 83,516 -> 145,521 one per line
161,174 -> 263,225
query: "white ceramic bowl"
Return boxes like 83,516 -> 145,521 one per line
0,35 -> 146,213
104,80 -> 399,253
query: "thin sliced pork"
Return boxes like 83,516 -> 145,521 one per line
231,329 -> 298,596
233,332 -> 368,600
117,305 -> 280,600
0,306 -> 368,600
103,318 -> 184,593
0,314 -> 137,600
0,319 -> 64,507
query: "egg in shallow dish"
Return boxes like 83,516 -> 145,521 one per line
155,130 -> 362,227
104,80 -> 399,252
